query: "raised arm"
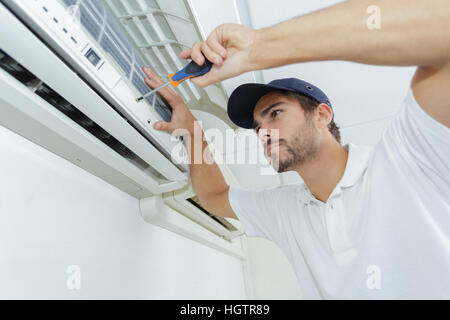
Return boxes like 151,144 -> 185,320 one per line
251,0 -> 450,68
182,0 -> 450,126
142,67 -> 238,219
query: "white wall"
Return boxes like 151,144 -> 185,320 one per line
246,238 -> 303,299
0,125 -> 247,299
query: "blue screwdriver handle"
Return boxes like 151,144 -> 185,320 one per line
168,59 -> 213,87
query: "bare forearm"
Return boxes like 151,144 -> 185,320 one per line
250,0 -> 450,69
186,122 -> 228,204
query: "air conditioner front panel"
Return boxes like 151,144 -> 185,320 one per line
0,66 -> 157,197
2,0 -> 189,180
0,1 -> 189,195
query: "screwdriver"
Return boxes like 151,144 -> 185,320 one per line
136,58 -> 213,102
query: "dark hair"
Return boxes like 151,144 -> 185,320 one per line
281,90 -> 341,144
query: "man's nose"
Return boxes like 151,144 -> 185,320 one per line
258,128 -> 271,144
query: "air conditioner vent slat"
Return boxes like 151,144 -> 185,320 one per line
79,5 -> 101,40
104,0 -> 197,102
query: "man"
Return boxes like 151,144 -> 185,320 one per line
143,0 -> 450,299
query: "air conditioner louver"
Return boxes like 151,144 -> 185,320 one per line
162,184 -> 243,241
187,196 -> 239,233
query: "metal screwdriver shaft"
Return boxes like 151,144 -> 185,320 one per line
136,81 -> 170,102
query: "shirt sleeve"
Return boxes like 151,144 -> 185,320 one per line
381,87 -> 450,183
228,186 -> 282,240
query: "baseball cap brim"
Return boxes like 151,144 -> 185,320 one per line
227,83 -> 298,129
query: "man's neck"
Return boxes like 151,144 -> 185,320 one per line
295,138 -> 349,203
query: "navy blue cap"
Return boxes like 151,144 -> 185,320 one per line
227,78 -> 333,129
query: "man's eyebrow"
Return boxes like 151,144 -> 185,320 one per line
252,102 -> 285,130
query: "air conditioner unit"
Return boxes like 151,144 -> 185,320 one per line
0,0 -> 243,243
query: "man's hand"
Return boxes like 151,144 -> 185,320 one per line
142,66 -> 198,135
179,24 -> 258,87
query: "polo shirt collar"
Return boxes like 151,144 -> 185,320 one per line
296,142 -> 373,204
339,142 -> 373,188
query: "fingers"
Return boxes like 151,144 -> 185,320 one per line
189,42 -> 205,65
200,42 -> 223,66
179,48 -> 191,60
181,24 -> 227,62
142,65 -> 163,85
142,66 -> 180,105
153,120 -> 172,132
190,73 -> 215,88
179,41 -> 226,66
178,41 -> 230,87
206,36 -> 227,59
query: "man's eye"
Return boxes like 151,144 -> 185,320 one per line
271,110 -> 281,118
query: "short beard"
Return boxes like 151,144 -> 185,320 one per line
269,118 -> 321,173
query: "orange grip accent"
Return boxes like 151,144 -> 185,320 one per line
168,73 -> 195,87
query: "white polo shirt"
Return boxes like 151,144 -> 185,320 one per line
229,87 -> 450,299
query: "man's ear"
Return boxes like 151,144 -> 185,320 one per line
317,103 -> 333,127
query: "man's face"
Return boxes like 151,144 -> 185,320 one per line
253,91 -> 322,172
